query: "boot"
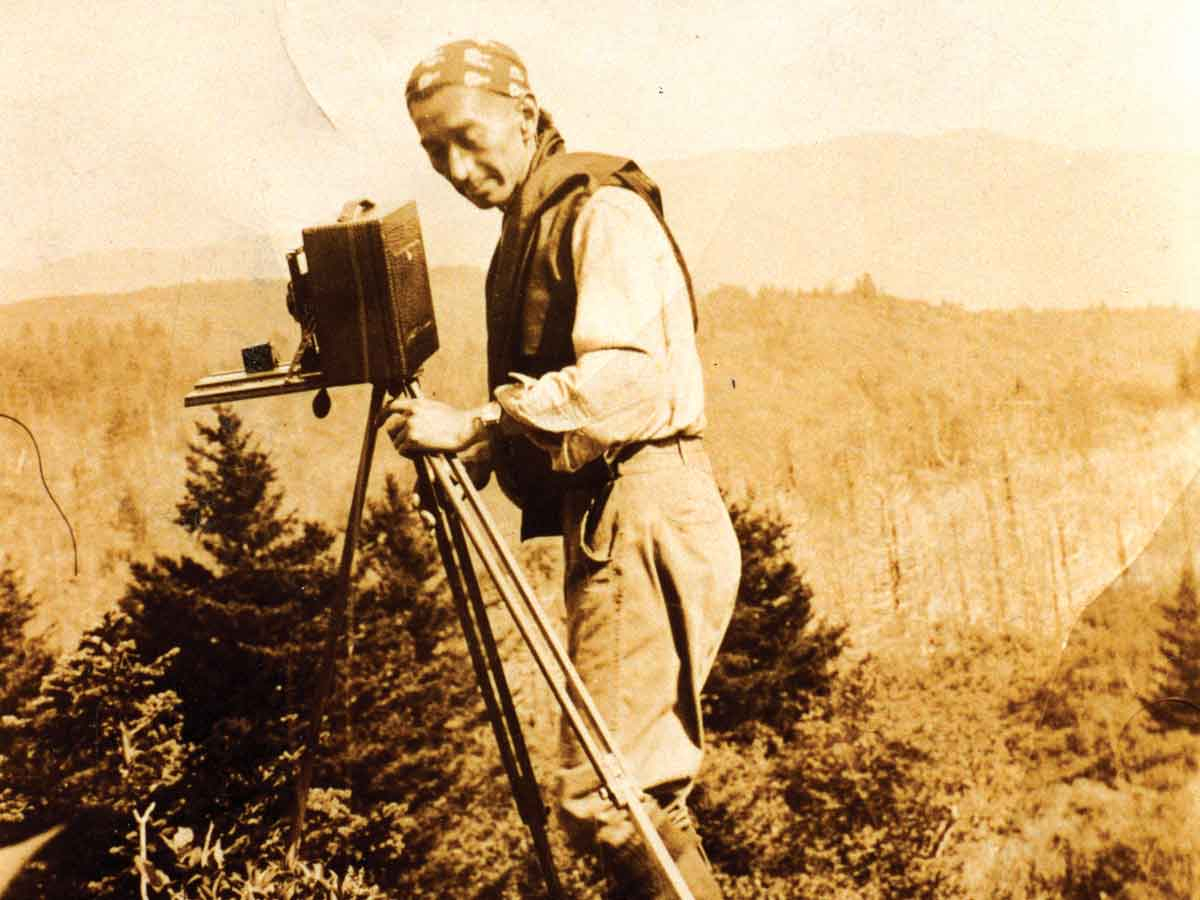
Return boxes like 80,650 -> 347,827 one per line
653,802 -> 722,900
600,799 -> 722,899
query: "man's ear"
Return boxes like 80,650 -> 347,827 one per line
517,95 -> 539,142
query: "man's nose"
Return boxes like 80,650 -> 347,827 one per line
447,145 -> 471,183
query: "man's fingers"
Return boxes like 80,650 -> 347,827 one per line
410,490 -> 437,528
386,408 -> 414,447
387,423 -> 408,449
376,398 -> 417,429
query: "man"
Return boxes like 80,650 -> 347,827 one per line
384,39 -> 740,898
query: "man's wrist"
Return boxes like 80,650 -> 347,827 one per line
470,402 -> 504,443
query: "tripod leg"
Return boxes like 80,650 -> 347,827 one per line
288,383 -> 387,865
400,379 -> 692,899
416,460 -> 566,900
419,451 -> 697,900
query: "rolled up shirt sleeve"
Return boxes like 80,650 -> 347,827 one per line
494,185 -> 704,472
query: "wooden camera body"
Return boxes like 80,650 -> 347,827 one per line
185,202 -> 438,408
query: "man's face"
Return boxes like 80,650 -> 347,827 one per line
409,86 -> 536,209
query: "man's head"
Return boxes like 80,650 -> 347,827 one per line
406,40 -> 540,210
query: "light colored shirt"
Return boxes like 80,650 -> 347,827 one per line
493,185 -> 706,472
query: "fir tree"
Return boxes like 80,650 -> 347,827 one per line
326,473 -> 499,887
1147,565 -> 1200,732
173,406 -> 304,570
854,272 -> 879,298
0,564 -> 56,845
0,566 -> 53,723
119,406 -> 336,832
703,493 -> 846,739
354,474 -> 452,664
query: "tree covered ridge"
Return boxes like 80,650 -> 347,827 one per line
1,405 -> 1198,897
2,283 -> 1198,659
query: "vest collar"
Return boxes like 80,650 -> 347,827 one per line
502,118 -> 566,220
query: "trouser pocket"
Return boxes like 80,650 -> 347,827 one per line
579,478 -> 618,565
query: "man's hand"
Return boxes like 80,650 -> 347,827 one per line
378,397 -> 485,454
459,440 -> 494,490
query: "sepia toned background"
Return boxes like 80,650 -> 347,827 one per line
2,1 -> 1200,897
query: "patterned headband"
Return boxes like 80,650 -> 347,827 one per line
406,39 -> 533,105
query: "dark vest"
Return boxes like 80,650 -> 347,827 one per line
486,131 -> 696,539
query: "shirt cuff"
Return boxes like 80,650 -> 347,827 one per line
494,376 -> 606,470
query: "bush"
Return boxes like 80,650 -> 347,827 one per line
697,657 -> 949,898
0,566 -> 53,725
698,493 -> 948,896
0,610 -> 191,896
704,491 -> 846,739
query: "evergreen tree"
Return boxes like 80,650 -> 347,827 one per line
119,406 -> 336,835
354,473 -> 453,664
172,406 -> 311,570
703,493 -> 846,739
854,272 -> 879,298
0,609 -> 190,898
1147,565 -> 1200,732
326,473 -> 509,889
0,566 -> 53,723
0,564 -> 56,846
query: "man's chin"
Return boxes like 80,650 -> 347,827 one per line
455,183 -> 491,208
458,184 -> 512,210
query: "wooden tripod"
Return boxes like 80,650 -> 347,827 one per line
285,380 -> 695,899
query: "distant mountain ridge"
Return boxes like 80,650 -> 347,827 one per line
3,130 -> 1196,309
650,129 -> 1200,308
0,235 -> 295,306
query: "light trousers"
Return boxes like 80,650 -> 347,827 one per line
555,438 -> 740,852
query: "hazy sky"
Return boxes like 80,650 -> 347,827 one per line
3,0 -> 1198,272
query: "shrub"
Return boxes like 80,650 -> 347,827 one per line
0,566 -> 53,725
0,610 -> 191,897
703,491 -> 846,739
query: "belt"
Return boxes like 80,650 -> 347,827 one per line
606,434 -> 708,477
576,434 -> 708,562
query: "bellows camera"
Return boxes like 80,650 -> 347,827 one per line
185,201 -> 439,415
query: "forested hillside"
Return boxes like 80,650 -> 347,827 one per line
0,271 -> 486,646
2,275 -> 1200,896
3,273 -> 1198,639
